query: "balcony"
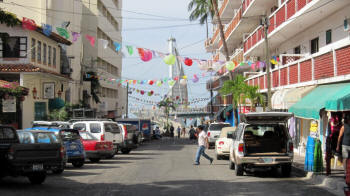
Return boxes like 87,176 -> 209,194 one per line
205,38 -> 217,53
242,0 -> 276,17
214,0 -> 241,25
243,0 -> 349,57
245,42 -> 350,91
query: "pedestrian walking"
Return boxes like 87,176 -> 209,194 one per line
337,113 -> 350,174
177,126 -> 181,138
181,127 -> 186,137
194,125 -> 213,165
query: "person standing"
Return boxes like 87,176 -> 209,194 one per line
194,125 -> 213,165
170,125 -> 174,137
177,126 -> 181,138
181,127 -> 186,137
337,114 -> 350,173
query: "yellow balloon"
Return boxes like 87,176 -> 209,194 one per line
164,54 -> 176,65
226,61 -> 235,71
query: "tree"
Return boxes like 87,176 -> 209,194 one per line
157,98 -> 176,133
188,0 -> 231,71
244,85 -> 264,111
219,75 -> 246,126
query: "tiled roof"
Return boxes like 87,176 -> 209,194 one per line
0,64 -> 71,79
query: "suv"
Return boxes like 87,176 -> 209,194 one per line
229,112 -> 294,176
118,124 -> 138,154
72,121 -> 122,157
207,122 -> 231,147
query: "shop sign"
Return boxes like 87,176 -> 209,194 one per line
2,98 -> 16,113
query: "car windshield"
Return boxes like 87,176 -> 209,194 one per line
209,124 -> 231,131
73,123 -> 86,131
17,131 -> 60,144
79,131 -> 97,140
60,130 -> 81,141
105,123 -> 121,133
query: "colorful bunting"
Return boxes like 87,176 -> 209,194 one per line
42,24 -> 52,36
163,54 -> 176,65
126,45 -> 134,55
72,32 -> 80,42
56,27 -> 69,39
113,42 -> 121,52
184,58 -> 193,66
61,21 -> 70,28
22,17 -> 37,31
99,39 -> 109,49
85,34 -> 95,47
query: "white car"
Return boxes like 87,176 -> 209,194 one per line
215,127 -> 236,160
207,122 -> 231,147
71,121 -> 123,157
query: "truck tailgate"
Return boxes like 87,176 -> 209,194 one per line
12,143 -> 61,163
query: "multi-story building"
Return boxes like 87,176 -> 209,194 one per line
0,0 -> 125,118
206,0 -> 350,154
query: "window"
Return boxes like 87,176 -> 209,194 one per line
73,123 -> 86,131
37,41 -> 41,62
90,123 -> 101,133
310,37 -> 319,54
53,47 -> 56,66
48,46 -> 51,65
326,29 -> 332,45
1,37 -> 27,58
43,43 -> 47,64
294,46 -> 301,54
31,38 -> 36,60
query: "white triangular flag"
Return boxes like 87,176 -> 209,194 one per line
99,39 -> 109,49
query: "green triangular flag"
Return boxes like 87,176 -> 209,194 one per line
56,27 -> 69,39
126,45 -> 133,55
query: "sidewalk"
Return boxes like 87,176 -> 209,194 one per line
293,153 -> 346,195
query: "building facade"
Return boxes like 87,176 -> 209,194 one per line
0,0 -> 125,118
206,0 -> 350,154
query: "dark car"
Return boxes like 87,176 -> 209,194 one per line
26,127 -> 85,168
0,126 -> 64,184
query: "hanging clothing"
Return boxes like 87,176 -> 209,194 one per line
313,139 -> 323,173
305,136 -> 315,172
289,117 -> 296,138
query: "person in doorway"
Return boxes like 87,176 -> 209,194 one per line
177,126 -> 181,138
189,125 -> 196,140
170,125 -> 174,138
337,113 -> 350,173
194,125 -> 213,165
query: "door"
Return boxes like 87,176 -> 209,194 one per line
34,102 -> 47,120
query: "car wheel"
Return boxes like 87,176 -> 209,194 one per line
281,164 -> 292,177
121,148 -> 131,154
89,158 -> 101,163
28,172 -> 46,184
72,161 -> 84,168
229,159 -> 235,170
235,163 -> 244,176
105,154 -> 115,159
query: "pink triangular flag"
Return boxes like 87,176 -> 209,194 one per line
85,34 -> 95,47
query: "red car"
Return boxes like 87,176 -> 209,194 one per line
79,131 -> 114,163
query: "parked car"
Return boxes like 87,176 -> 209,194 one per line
26,127 -> 85,168
71,121 -> 122,157
229,112 -> 294,177
207,122 -> 231,147
215,127 -> 236,160
115,118 -> 150,142
0,126 -> 64,184
32,121 -> 71,129
79,131 -> 114,163
118,124 -> 138,154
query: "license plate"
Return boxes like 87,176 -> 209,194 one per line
33,164 -> 43,171
262,158 -> 273,163
70,145 -> 77,150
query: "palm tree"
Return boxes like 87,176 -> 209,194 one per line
244,85 -> 264,111
219,75 -> 246,126
157,98 -> 176,133
188,0 -> 231,67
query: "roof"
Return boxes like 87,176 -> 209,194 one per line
0,64 -> 71,79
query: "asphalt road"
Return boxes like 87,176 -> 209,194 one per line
0,138 -> 336,196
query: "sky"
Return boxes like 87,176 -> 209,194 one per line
121,0 -> 213,109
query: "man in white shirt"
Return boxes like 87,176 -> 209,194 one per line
194,125 -> 213,165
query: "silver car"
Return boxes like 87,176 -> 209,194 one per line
207,122 -> 231,147
229,112 -> 294,177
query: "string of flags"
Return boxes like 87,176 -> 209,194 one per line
22,16 -> 281,77
129,95 -> 211,105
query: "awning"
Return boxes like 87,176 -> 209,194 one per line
271,89 -> 290,109
271,86 -> 315,110
289,83 -> 350,119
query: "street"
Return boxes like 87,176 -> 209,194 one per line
0,138 -> 335,196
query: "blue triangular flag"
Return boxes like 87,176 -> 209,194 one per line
42,24 -> 52,37
113,42 -> 121,52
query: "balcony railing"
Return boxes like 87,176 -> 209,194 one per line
219,0 -> 229,16
242,0 -> 253,14
243,0 -> 314,53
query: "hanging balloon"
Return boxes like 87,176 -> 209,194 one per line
174,76 -> 179,81
184,58 -> 193,66
140,90 -> 145,95
168,80 -> 176,87
163,54 -> 176,65
226,61 -> 235,71
148,80 -> 154,85
180,79 -> 187,86
192,75 -> 199,83
156,80 -> 162,87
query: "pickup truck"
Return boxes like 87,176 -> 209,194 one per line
229,112 -> 294,177
0,126 -> 64,184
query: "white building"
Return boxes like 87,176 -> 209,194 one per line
0,0 -> 125,118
